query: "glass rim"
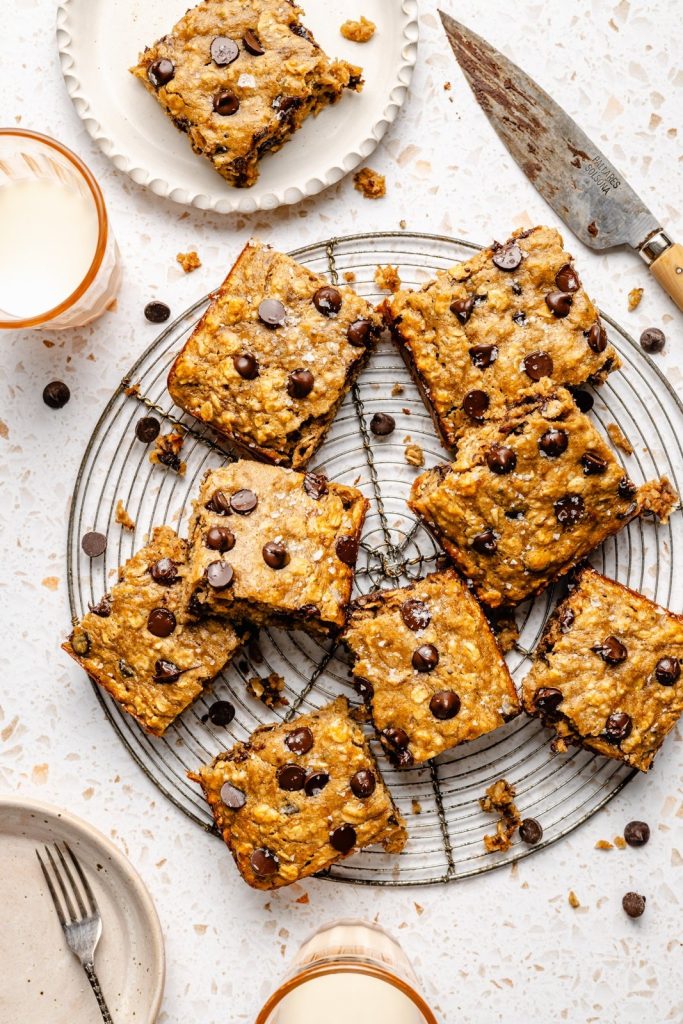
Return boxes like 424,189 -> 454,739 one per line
0,128 -> 109,329
255,960 -> 439,1024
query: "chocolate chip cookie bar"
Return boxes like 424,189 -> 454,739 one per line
130,0 -> 362,188
189,697 -> 406,889
186,460 -> 368,635
62,527 -> 245,736
409,385 -> 644,608
523,566 -> 683,772
343,570 -> 520,767
168,240 -> 382,468
383,226 -> 619,447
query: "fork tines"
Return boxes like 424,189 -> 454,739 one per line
36,841 -> 99,924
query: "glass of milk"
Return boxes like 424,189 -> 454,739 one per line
256,919 -> 438,1024
0,129 -> 120,330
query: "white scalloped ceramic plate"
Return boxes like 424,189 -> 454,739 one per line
56,0 -> 418,214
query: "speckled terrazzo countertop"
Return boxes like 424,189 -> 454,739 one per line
1,2 -> 682,1021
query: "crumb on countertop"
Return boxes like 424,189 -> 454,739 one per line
399,219 -> 407,230
404,442 -> 424,467
354,167 -> 386,200
614,835 -> 627,850
115,500 -> 135,531
607,422 -> 634,455
176,250 -> 201,273
595,839 -> 614,850
375,263 -> 401,292
480,778 -> 521,853
149,431 -> 186,475
628,287 -> 644,311
340,16 -> 376,42
568,890 -> 580,909
444,82 -> 452,91
639,475 -> 679,524
246,672 -> 287,709
343,270 -> 357,283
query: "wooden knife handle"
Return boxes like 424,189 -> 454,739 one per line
648,242 -> 683,312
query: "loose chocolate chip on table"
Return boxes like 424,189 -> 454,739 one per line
277,764 -> 306,791
401,599 -> 431,632
230,489 -> 258,515
618,476 -> 638,500
539,428 -> 569,458
347,319 -> 374,347
469,344 -> 498,369
429,690 -> 461,720
71,629 -> 91,657
486,445 -> 517,475
82,531 -> 107,558
354,678 -> 374,701
559,606 -> 575,633
523,351 -> 554,381
313,286 -> 342,316
144,301 -> 170,323
555,263 -> 581,293
655,656 -> 681,685
622,892 -> 646,918
250,847 -> 279,876
330,824 -> 357,854
243,29 -> 265,56
581,452 -> 608,475
90,594 -> 112,618
412,643 -> 439,672
350,769 -> 376,799
472,528 -> 498,555
210,36 -> 239,65
206,560 -> 234,590
43,380 -> 70,409
263,541 -> 289,569
303,472 -> 328,500
519,818 -> 543,845
545,290 -> 573,317
492,242 -> 522,271
221,782 -> 246,810
153,659 -> 182,684
570,388 -> 594,413
554,494 -> 585,527
450,297 -> 474,324
150,557 -> 180,585
335,535 -> 359,566
639,327 -> 666,354
233,353 -> 259,379
592,635 -> 628,665
148,58 -> 175,88
586,322 -> 607,353
534,687 -> 563,715
604,711 -> 632,743
624,821 -> 650,847
147,607 -> 177,638
208,700 -> 236,726
304,771 -> 330,797
206,526 -> 235,552
370,412 -> 396,436
135,416 -> 161,443
213,90 -> 240,115
285,726 -> 314,755
287,369 -> 314,399
463,389 -> 490,421
258,298 -> 286,327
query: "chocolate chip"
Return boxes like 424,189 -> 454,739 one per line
147,608 -> 176,637
43,380 -> 70,408
135,416 -> 161,443
640,327 -> 665,354
220,782 -> 246,810
518,818 -> 543,845
401,599 -> 431,632
82,532 -> 107,558
153,659 -> 182,684
243,29 -> 265,55
206,526 -> 235,552
350,769 -> 376,799
539,428 -> 568,458
586,322 -> 607,353
285,727 -> 314,755
429,690 -> 460,720
263,541 -> 289,569
210,36 -> 239,65
304,771 -> 329,797
512,310 -> 527,325
618,476 -> 638,500
492,242 -> 522,271
604,711 -> 632,743
148,58 -> 174,88
624,821 -> 650,847
208,700 -> 235,726
545,290 -> 573,317
472,528 -> 498,555
622,892 -> 646,918
250,847 -> 279,876
258,298 -> 286,327
230,489 -> 258,515
313,286 -> 342,316
450,297 -> 474,324
233,353 -> 259,379
523,351 -> 553,381
581,452 -> 608,475
277,764 -> 306,791
287,369 -> 314,399
347,319 -> 374,347
303,472 -> 328,500
534,687 -> 563,715
206,490 -> 232,515
486,445 -> 517,475
592,635 -> 628,665
213,90 -> 239,115
206,560 -> 234,590
330,824 -> 356,854
570,388 -> 594,413
335,535 -> 359,566
655,656 -> 681,685
555,263 -> 581,293
370,412 -> 395,436
144,301 -> 170,323
382,726 -> 410,750
298,603 -> 320,620
559,606 -> 575,633
150,557 -> 180,585
391,747 -> 415,768
469,344 -> 498,369
554,494 -> 585,527
412,644 -> 439,672
71,629 -> 91,657
90,594 -> 112,617
463,389 -> 490,421
354,678 -> 374,701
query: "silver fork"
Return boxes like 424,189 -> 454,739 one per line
36,841 -> 114,1024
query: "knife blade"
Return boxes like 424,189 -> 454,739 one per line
439,11 -> 683,311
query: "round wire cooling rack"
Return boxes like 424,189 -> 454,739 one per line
67,231 -> 683,887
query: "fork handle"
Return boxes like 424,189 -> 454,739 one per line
83,962 -> 114,1024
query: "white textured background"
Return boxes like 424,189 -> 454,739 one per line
1,1 -> 682,1021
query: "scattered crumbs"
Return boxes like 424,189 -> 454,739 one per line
595,839 -> 614,850
587,221 -> 598,237
353,473 -> 361,486
411,799 -> 422,815
354,167 -> 386,200
375,263 -> 401,291
115,499 -> 135,531
41,576 -> 59,591
404,442 -> 424,467
295,893 -> 310,904
343,270 -> 357,283
123,381 -> 140,396
194,924 -> 208,935
443,81 -> 452,91
0,419 -> 9,439
176,250 -> 201,273
480,778 -> 521,853
614,835 -> 627,850
628,286 -> 644,311
42,339 -> 55,348
340,16 -> 376,42
150,431 -> 186,475
638,475 -> 679,524
246,672 -> 288,708
155,858 -> 167,868
607,422 -> 634,455
402,407 -> 411,416
414,902 -> 424,916
568,890 -> 580,909
391,382 -> 405,396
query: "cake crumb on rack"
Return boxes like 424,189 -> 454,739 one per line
404,442 -> 424,467
480,778 -> 521,853
149,431 -> 186,475
344,270 -> 357,283
391,382 -> 405,396
246,672 -> 287,708
607,422 -> 634,455
115,500 -> 135,531
340,16 -> 376,42
354,167 -> 386,200
176,250 -> 202,273
639,475 -> 679,524
411,799 -> 422,815
374,263 -> 401,292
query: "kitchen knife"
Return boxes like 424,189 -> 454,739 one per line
439,11 -> 683,312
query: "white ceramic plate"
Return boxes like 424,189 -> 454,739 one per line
0,796 -> 164,1024
56,0 -> 418,214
